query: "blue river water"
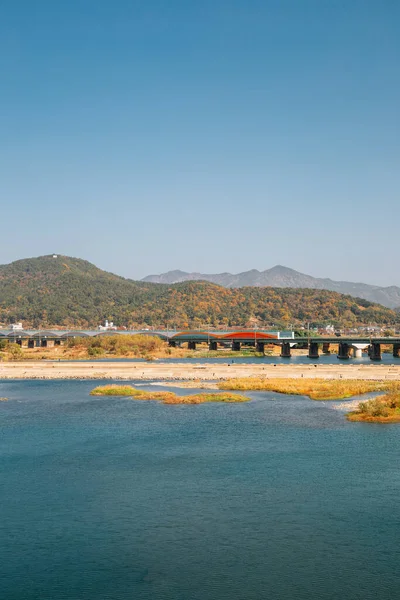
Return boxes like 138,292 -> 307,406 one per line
60,353 -> 400,364
1,380 -> 400,600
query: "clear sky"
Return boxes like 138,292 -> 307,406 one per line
1,1 -> 399,285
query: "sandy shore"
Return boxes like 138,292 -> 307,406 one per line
0,361 -> 400,381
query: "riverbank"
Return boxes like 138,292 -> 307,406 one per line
1,360 -> 400,381
0,339 -> 285,361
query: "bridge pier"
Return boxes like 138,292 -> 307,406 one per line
393,343 -> 400,358
232,341 -> 241,351
209,340 -> 218,351
338,342 -> 350,360
369,342 -> 381,361
308,341 -> 319,359
256,341 -> 265,354
353,347 -> 363,358
188,341 -> 196,350
280,342 -> 291,358
322,342 -> 331,355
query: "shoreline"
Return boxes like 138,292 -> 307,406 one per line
1,361 -> 400,381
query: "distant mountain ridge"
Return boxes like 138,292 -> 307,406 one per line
142,265 -> 400,309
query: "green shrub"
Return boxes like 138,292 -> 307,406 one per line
358,399 -> 389,417
87,346 -> 104,357
7,343 -> 22,359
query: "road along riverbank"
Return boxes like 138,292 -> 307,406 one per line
1,361 -> 400,381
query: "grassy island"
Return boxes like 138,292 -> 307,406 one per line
90,385 -> 249,405
218,377 -> 400,423
347,390 -> 400,423
90,380 -> 400,422
217,377 -> 390,400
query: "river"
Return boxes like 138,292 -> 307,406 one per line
63,353 -> 400,365
1,380 -> 400,599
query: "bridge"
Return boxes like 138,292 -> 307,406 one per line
1,328 -> 399,361
166,331 -> 400,360
271,337 -> 400,360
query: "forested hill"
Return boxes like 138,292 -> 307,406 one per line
0,255 -> 398,329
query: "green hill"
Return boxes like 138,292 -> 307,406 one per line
0,255 -> 397,329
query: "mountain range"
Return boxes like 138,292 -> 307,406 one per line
0,255 -> 398,329
142,265 -> 400,309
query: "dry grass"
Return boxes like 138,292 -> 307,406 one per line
0,334 -> 193,361
90,385 -> 176,402
218,377 -> 392,400
162,392 -> 249,404
347,387 -> 400,423
218,377 -> 400,423
90,385 -> 249,404
5,344 -> 190,361
91,385 -> 144,397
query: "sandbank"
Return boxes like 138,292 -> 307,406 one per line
0,361 -> 399,381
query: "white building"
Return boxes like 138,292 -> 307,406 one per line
10,322 -> 23,331
98,320 -> 117,331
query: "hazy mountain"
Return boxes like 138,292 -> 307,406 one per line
142,265 -> 400,309
0,255 -> 397,329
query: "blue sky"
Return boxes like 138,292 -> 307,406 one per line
1,1 -> 399,285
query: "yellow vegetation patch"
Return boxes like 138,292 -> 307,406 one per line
162,392 -> 249,404
90,385 -> 249,405
347,413 -> 400,423
219,377 -> 400,423
218,377 -> 392,400
347,389 -> 400,423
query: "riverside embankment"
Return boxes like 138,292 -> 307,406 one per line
1,361 -> 400,381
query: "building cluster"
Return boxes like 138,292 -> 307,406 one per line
97,320 -> 117,331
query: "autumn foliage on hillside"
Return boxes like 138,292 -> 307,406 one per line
0,255 -> 398,329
